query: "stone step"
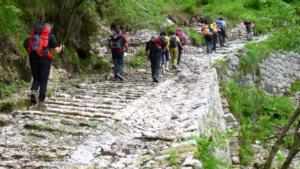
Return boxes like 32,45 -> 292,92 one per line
45,104 -> 117,115
46,100 -> 123,110
48,96 -> 132,105
15,110 -> 107,121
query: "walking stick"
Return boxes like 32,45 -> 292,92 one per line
54,45 -> 64,96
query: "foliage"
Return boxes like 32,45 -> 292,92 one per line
200,0 -> 299,33
0,0 -> 22,35
223,81 -> 296,165
191,133 -> 231,169
244,0 -> 265,10
93,58 -> 111,72
184,28 -> 205,46
290,79 -> 300,93
240,25 -> 300,74
211,59 -> 228,71
167,149 -> 179,166
129,47 -> 146,69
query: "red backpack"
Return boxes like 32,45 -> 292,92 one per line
27,26 -> 53,59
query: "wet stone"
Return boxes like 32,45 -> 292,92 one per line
0,115 -> 10,127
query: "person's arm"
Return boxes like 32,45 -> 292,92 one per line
176,37 -> 182,48
122,34 -> 128,52
49,34 -> 64,53
55,45 -> 64,53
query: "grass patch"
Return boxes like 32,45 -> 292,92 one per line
184,28 -> 205,46
211,59 -> 228,71
166,149 -> 179,166
191,133 -> 231,169
93,58 -> 111,72
291,79 -> 300,93
129,47 -> 146,69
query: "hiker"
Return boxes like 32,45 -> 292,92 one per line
243,20 -> 254,41
169,31 -> 182,69
202,23 -> 213,54
175,28 -> 187,65
108,27 -> 128,81
159,31 -> 170,72
24,23 -> 64,108
216,17 -> 227,47
146,35 -> 165,83
210,22 -> 218,51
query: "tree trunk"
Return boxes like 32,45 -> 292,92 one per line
280,121 -> 300,169
263,107 -> 300,169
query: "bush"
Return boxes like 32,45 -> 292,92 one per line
129,57 -> 145,69
184,28 -> 205,46
191,133 -> 231,169
244,0 -> 264,9
93,58 -> 111,72
0,1 -> 22,35
223,81 -> 296,165
291,79 -> 300,93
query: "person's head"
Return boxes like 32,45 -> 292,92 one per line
150,35 -> 156,41
160,31 -> 166,36
44,23 -> 53,32
170,31 -> 175,35
115,28 -> 121,34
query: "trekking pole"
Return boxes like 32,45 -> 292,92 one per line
54,45 -> 64,96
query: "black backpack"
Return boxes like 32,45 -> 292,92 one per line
169,36 -> 177,48
109,34 -> 125,50
24,24 -> 43,52
149,40 -> 161,53
159,35 -> 167,50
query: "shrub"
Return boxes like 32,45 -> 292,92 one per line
223,81 -> 296,165
93,58 -> 111,72
291,79 -> 300,93
129,57 -> 145,69
244,0 -> 264,9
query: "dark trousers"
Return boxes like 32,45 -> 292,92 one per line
29,56 -> 51,102
112,51 -> 124,76
212,33 -> 218,51
205,36 -> 213,53
177,46 -> 183,65
161,50 -> 169,64
218,30 -> 226,47
150,54 -> 161,78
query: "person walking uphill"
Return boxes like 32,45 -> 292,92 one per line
159,31 -> 170,72
243,20 -> 254,41
108,28 -> 128,81
175,28 -> 187,65
202,24 -> 213,54
169,31 -> 182,69
146,36 -> 165,83
210,22 -> 218,51
24,23 -> 64,108
216,17 -> 227,47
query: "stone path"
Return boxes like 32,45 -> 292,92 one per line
0,37 -> 263,169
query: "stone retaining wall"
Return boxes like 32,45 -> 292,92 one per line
259,51 -> 300,95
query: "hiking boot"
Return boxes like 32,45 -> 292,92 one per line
153,77 -> 159,83
37,102 -> 46,111
30,92 -> 37,105
116,73 -> 125,81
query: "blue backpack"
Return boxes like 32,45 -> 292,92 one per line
216,20 -> 225,31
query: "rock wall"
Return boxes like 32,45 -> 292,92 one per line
222,50 -> 300,96
259,51 -> 300,95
